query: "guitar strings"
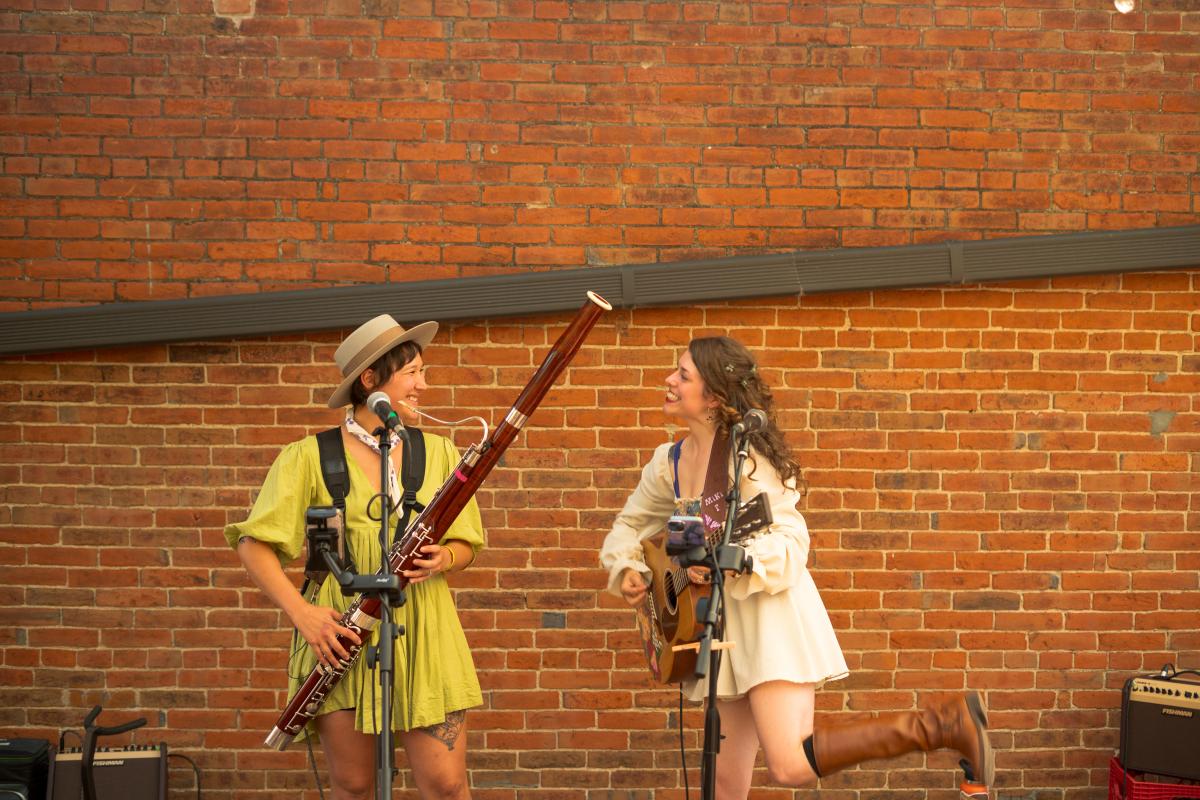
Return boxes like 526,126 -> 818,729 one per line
669,502 -> 761,594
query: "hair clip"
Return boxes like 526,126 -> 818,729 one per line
724,363 -> 736,374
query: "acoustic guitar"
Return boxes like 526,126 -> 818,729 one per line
634,492 -> 773,683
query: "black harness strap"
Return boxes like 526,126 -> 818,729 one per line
316,427 -> 351,514
316,424 -> 426,546
397,428 -> 426,538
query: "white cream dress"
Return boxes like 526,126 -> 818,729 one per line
601,440 -> 848,700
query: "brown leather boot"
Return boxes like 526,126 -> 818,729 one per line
807,692 -> 994,786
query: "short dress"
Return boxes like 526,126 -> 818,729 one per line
600,440 -> 848,701
224,430 -> 486,739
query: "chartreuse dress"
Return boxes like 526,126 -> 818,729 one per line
224,430 -> 485,740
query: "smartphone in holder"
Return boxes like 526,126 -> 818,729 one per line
304,505 -> 348,585
665,514 -> 706,561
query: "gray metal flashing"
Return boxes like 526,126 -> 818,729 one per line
1,224 -> 1197,356
948,242 -> 966,284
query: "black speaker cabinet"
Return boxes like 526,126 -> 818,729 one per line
47,744 -> 166,800
1120,673 -> 1200,782
0,739 -> 50,800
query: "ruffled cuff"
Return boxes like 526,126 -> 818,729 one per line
727,532 -> 806,600
605,553 -> 650,596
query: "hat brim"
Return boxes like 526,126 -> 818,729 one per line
326,320 -> 438,408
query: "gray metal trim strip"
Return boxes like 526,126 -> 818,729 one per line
1,225 -> 1196,355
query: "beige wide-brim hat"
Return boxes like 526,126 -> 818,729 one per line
326,314 -> 438,408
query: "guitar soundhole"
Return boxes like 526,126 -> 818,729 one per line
664,570 -> 679,614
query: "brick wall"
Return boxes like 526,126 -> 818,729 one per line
3,276 -> 1199,798
3,0 -> 1200,798
2,0 -> 1199,309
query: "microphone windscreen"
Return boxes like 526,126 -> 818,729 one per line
367,391 -> 394,417
742,408 -> 767,433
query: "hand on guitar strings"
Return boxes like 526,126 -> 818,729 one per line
687,565 -> 738,584
403,543 -> 453,585
619,568 -> 649,606
292,602 -> 362,671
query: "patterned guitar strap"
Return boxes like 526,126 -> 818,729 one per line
698,428 -> 733,544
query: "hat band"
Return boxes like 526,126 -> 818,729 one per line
342,328 -> 404,379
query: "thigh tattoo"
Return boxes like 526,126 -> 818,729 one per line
417,709 -> 465,751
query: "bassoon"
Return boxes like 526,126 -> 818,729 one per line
265,291 -> 611,750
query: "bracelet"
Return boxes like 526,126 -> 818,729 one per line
444,544 -> 457,572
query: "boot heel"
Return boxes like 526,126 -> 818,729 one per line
966,692 -> 988,729
963,692 -> 995,786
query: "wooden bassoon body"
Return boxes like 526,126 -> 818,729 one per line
265,291 -> 611,750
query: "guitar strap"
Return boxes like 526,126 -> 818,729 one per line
669,430 -> 734,535
699,428 -> 733,537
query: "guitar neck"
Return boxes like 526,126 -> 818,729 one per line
703,492 -> 772,549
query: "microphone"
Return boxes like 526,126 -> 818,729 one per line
367,391 -> 402,430
739,408 -> 767,434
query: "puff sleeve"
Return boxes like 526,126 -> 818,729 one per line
599,442 -> 677,596
223,439 -> 321,565
726,451 -> 811,600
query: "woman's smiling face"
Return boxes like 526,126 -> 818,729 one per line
664,350 -> 715,422
364,353 -> 428,426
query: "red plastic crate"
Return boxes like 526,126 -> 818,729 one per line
1109,756 -> 1200,800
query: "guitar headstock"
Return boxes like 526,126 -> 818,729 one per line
731,492 -> 773,541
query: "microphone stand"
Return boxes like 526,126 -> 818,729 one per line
313,420 -> 409,800
691,422 -> 754,800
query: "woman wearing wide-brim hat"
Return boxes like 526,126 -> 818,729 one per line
225,314 -> 484,799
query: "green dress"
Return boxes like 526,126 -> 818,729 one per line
224,430 -> 485,739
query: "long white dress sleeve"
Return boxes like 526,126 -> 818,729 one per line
726,452 -> 813,599
599,442 -> 676,595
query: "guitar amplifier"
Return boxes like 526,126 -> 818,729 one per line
46,744 -> 166,800
1120,672 -> 1200,782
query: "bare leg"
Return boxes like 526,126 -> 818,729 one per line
711,695 -> 761,800
746,680 -> 819,787
314,710 -> 377,800
399,709 -> 471,800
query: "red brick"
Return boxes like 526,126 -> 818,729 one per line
1,7 -> 1199,796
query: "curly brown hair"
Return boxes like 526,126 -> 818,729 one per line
687,336 -> 801,488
